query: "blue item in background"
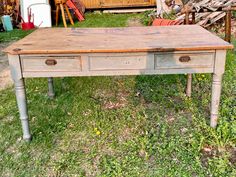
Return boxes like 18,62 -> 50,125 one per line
1,15 -> 13,32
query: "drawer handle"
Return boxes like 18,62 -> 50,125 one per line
45,59 -> 57,66
179,56 -> 191,62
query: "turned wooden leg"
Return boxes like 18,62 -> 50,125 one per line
210,74 -> 223,128
14,79 -> 32,141
48,77 -> 55,99
60,3 -> 67,28
184,12 -> 192,97
186,74 -> 192,97
64,4 -> 74,26
55,5 -> 59,26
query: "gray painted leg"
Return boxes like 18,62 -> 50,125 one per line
15,79 -> 32,141
48,77 -> 55,98
186,74 -> 192,97
210,74 -> 223,128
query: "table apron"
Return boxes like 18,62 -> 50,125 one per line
19,51 -> 216,78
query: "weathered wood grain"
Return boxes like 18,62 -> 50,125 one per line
4,26 -> 233,55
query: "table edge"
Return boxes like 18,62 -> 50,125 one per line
3,45 -> 234,55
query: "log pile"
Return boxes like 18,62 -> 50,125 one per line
176,0 -> 236,27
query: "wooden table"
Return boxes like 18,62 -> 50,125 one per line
4,25 -> 233,141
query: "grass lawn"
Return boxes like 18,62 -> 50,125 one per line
0,13 -> 235,176
0,29 -> 33,43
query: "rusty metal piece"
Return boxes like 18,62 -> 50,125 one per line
225,10 -> 232,43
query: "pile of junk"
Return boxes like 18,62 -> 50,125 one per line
155,0 -> 236,26
152,0 -> 236,42
0,0 -> 85,32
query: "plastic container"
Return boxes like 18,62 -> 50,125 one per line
22,22 -> 35,30
1,15 -> 13,32
152,19 -> 181,26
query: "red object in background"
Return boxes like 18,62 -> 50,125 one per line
71,0 -> 85,15
152,19 -> 181,26
66,0 -> 85,21
22,22 -> 35,30
21,7 -> 35,30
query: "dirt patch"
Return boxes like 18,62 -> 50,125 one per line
127,17 -> 144,27
103,92 -> 128,110
200,145 -> 218,167
92,88 -> 130,110
0,42 -> 13,90
118,127 -> 134,142
200,145 -> 236,167
229,147 -> 236,164
0,68 -> 13,90
0,42 -> 11,70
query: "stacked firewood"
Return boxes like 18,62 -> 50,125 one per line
176,0 -> 236,27
187,0 -> 236,12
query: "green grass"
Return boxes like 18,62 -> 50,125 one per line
0,29 -> 34,43
57,12 -> 147,28
74,12 -> 143,27
0,13 -> 235,176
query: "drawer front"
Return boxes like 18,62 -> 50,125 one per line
89,54 -> 149,71
21,55 -> 82,72
155,52 -> 214,69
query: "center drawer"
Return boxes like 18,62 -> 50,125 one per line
155,52 -> 215,70
88,54 -> 150,71
20,55 -> 82,72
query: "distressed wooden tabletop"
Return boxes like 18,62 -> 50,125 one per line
4,25 -> 233,55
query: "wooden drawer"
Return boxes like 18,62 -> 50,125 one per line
89,54 -> 150,71
155,52 -> 214,70
21,55 -> 82,72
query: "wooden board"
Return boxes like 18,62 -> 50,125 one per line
103,8 -> 155,13
4,25 -> 233,55
80,0 -> 156,9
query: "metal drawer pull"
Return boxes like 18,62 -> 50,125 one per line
45,59 -> 57,66
179,56 -> 191,62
